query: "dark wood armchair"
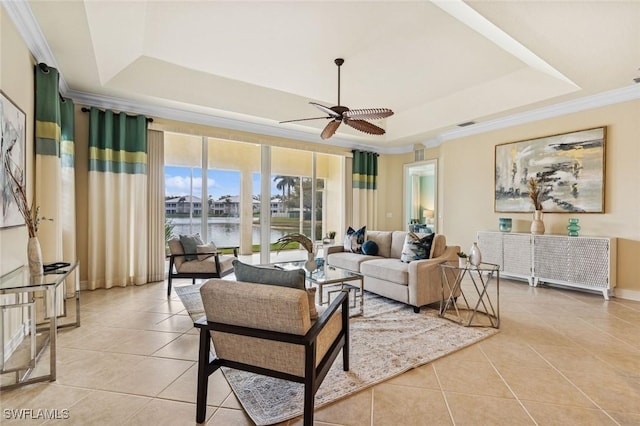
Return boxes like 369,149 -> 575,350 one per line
166,238 -> 238,296
195,279 -> 350,425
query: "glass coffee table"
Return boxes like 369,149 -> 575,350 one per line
273,261 -> 364,316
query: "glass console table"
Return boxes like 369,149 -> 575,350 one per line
0,261 -> 80,390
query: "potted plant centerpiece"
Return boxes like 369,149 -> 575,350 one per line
457,251 -> 468,268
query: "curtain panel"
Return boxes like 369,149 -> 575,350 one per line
34,64 -> 77,297
352,150 -> 378,229
87,108 -> 148,289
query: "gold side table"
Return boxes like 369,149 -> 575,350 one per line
439,261 -> 500,328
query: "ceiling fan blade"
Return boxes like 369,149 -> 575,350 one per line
344,119 -> 385,135
344,108 -> 394,120
279,116 -> 331,124
310,102 -> 342,119
321,120 -> 341,140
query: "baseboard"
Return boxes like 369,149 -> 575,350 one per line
3,323 -> 29,364
613,288 -> 640,302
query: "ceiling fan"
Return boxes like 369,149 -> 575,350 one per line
280,58 -> 394,140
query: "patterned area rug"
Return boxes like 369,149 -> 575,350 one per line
175,283 -> 499,426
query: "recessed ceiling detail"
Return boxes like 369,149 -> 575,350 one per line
16,0 -> 640,151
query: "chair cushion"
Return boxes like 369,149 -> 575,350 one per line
400,232 -> 435,263
196,243 -> 217,261
233,260 -> 306,290
232,261 -> 317,319
178,254 -> 235,274
179,233 -> 204,261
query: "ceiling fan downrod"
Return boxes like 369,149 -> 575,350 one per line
335,58 -> 344,107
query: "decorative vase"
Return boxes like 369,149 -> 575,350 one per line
469,242 -> 482,266
305,252 -> 318,272
498,217 -> 512,232
458,257 -> 468,268
567,218 -> 581,237
531,210 -> 545,235
27,237 -> 44,276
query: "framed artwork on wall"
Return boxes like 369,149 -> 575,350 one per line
495,127 -> 606,213
1,90 -> 27,229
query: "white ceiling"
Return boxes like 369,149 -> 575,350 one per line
11,0 -> 640,152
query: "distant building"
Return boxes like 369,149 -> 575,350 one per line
165,195 -> 202,215
167,195 -> 285,217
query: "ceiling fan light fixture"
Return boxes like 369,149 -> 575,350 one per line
279,58 -> 394,139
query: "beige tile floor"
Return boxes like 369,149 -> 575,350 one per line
2,277 -> 640,425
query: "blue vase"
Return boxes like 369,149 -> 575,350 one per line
567,218 -> 581,237
499,217 -> 512,232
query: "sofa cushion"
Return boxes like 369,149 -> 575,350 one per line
326,252 -> 382,273
360,258 -> 409,286
400,232 -> 435,263
390,231 -> 408,259
343,226 -> 366,253
365,231 -> 392,258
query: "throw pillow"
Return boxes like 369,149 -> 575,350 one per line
233,260 -> 306,290
361,240 -> 379,256
343,226 -> 366,253
400,232 -> 435,263
196,243 -> 218,261
179,233 -> 204,261
232,260 -> 318,320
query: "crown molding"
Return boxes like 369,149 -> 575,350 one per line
2,0 -> 69,93
422,84 -> 640,147
8,0 -> 639,155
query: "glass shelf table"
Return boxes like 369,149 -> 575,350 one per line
0,261 -> 80,390
439,261 -> 500,328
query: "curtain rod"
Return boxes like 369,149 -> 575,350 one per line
81,107 -> 154,123
37,62 -> 66,103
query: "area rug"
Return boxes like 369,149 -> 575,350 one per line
175,283 -> 499,425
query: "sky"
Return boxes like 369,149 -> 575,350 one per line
165,166 -> 282,200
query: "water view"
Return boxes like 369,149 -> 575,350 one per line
169,217 -> 296,247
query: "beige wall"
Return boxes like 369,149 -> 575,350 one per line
385,100 -> 639,297
0,8 -> 35,275
3,5 -> 638,299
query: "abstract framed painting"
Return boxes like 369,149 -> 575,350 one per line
1,90 -> 27,229
495,127 -> 606,213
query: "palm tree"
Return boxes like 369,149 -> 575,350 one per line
273,175 -> 297,211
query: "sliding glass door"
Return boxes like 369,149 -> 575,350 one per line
165,132 -> 345,263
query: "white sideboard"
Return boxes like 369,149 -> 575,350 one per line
477,232 -> 616,299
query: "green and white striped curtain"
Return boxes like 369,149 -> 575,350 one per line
352,150 -> 378,228
35,64 -> 76,296
87,108 -> 148,289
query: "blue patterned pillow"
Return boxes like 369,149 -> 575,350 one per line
400,232 -> 435,263
343,226 -> 366,253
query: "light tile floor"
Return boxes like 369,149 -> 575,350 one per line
2,277 -> 640,425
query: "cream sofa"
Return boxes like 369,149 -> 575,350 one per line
325,231 -> 460,312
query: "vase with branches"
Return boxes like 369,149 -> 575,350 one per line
3,152 -> 50,274
275,233 -> 318,271
527,177 -> 545,234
